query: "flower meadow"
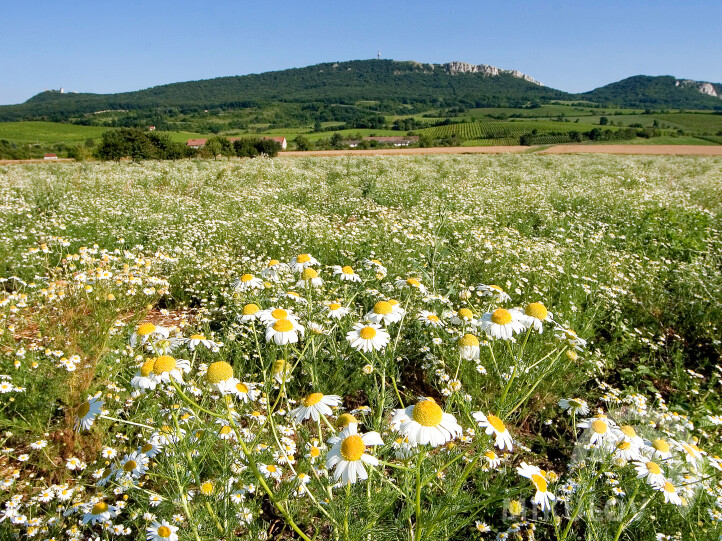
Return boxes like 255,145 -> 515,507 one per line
0,154 -> 721,540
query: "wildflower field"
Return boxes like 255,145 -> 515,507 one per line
0,154 -> 721,541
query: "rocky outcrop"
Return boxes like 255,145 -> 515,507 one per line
443,62 -> 543,86
676,79 -> 721,98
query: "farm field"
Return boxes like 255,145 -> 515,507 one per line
1,156 -> 721,540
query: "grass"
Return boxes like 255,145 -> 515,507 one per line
0,121 -> 111,144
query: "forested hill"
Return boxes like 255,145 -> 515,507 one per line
0,60 -> 566,121
583,76 -> 722,109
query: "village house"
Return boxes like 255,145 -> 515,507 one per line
43,153 -> 58,160
185,136 -> 286,150
362,136 -> 419,147
186,139 -> 208,149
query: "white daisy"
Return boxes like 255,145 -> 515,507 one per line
117,451 -> 150,480
205,361 -> 239,395
291,393 -> 342,423
326,424 -> 383,484
130,322 -> 170,347
518,302 -> 553,333
289,253 -> 319,273
365,300 -> 404,325
146,519 -> 179,541
458,334 -> 480,360
578,415 -> 618,447
326,301 -> 349,319
82,501 -> 118,525
266,318 -> 304,345
391,398 -> 462,447
233,381 -> 260,402
657,481 -> 684,505
417,310 -> 444,328
517,462 -> 556,512
131,358 -> 158,391
346,323 -> 390,353
450,307 -> 477,326
475,284 -> 511,302
478,308 -> 526,340
261,259 -> 288,282
332,265 -> 361,283
233,273 -> 264,292
150,355 -> 190,385
186,334 -> 220,351
75,395 -> 104,431
558,398 -> 590,416
297,267 -> 324,288
634,459 -> 667,488
644,438 -> 672,460
395,277 -> 427,294
239,303 -> 261,322
473,412 -> 513,451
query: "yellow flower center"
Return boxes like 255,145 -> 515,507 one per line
266,464 -> 277,473
77,401 -> 90,418
240,274 -> 254,282
531,474 -> 548,493
373,301 -> 393,315
340,434 -> 365,461
200,481 -> 213,495
273,319 -> 294,332
591,420 -> 608,434
301,268 -> 318,280
123,460 -> 137,472
272,359 -> 289,374
525,302 -> 548,320
303,393 -> 324,406
236,382 -> 249,394
487,414 -> 506,433
646,461 -> 661,475
219,426 -> 232,435
359,326 -> 377,340
620,425 -> 636,438
137,322 -> 156,336
406,278 -> 421,287
458,334 -> 479,348
458,308 -> 473,320
297,254 -> 311,263
271,308 -> 288,320
309,446 -> 321,457
566,350 -> 579,361
491,308 -> 512,325
268,259 -> 279,267
663,482 -> 676,493
617,441 -> 631,450
153,355 -> 176,374
206,361 -> 234,383
484,451 -> 498,460
329,302 -> 342,310
243,303 -> 260,315
336,413 -> 358,428
92,502 -> 109,515
157,526 -> 172,538
412,400 -> 443,427
426,314 -> 440,322
652,439 -> 670,453
342,266 -> 354,275
190,334 -> 205,340
141,443 -> 153,453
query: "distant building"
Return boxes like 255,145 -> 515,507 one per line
186,139 -> 208,148
265,136 -> 287,150
363,136 -> 419,147
44,153 -> 58,160
148,126 -> 155,131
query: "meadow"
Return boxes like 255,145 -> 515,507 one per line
0,155 -> 721,540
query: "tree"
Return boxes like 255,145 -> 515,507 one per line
294,135 -> 312,151
330,132 -> 344,149
599,116 -> 609,126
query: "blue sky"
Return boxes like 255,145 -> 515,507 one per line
1,0 -> 720,105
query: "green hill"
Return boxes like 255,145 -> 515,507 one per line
583,75 -> 722,109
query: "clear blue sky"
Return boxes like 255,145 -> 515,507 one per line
1,0 -> 720,105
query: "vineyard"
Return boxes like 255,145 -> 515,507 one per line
417,120 -> 607,141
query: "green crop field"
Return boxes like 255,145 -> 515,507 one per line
0,121 -> 112,144
653,113 -> 722,134
1,155 -> 721,541
417,120 -> 604,140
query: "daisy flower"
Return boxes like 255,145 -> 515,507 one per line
475,284 -> 511,302
346,323 -> 390,352
130,322 -> 169,347
615,440 -> 643,462
332,265 -> 361,283
291,393 -> 342,423
150,355 -> 190,384
558,398 -> 589,416
147,519 -> 179,541
657,481 -> 684,505
483,450 -> 503,469
75,395 -> 104,431
479,308 -> 525,340
139,439 -> 163,458
578,415 -> 618,447
335,412 -> 359,429
616,425 -> 644,448
395,277 -> 427,294
519,302 -> 553,333
205,361 -> 239,395
186,334 -> 220,351
266,318 -> 304,345
517,462 -> 556,512
272,359 -> 292,383
289,253 -> 319,273
131,358 -> 158,391
258,307 -> 302,328
418,310 -> 444,328
362,258 -> 388,278
391,398 -> 463,447
326,424 -> 383,484
117,451 -> 150,480
233,381 -> 260,402
305,439 -> 326,463
82,501 -> 118,525
556,328 -> 588,350
240,303 -> 261,322
261,259 -> 288,281
473,412 -> 513,451
259,463 -> 283,481
458,334 -> 480,360
326,301 -> 349,319
674,439 -> 705,470
233,273 -> 264,292
634,459 -> 667,488
365,300 -> 404,325
297,267 -> 324,288
450,307 -> 477,326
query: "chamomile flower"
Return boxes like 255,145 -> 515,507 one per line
233,273 -> 264,292
186,334 -> 220,351
362,258 -> 387,279
326,301 -> 349,319
266,318 -> 304,345
458,334 -> 480,360
291,393 -> 342,423
297,267 -> 324,288
117,451 -> 150,480
305,439 -> 326,463
615,440 -> 643,462
479,308 -> 525,340
326,423 -> 383,484
205,361 -> 239,395
131,358 -> 158,391
475,284 -> 511,302
657,481 -> 684,505
519,302 -> 553,333
558,398 -> 590,416
392,398 -> 463,447
289,253 -> 319,273
365,300 -> 404,325
139,439 -> 163,458
259,463 -> 283,481
272,359 -> 293,383
346,323 -> 390,352
675,439 -> 705,469
556,328 -> 588,350
450,307 -> 477,326
473,412 -> 513,451
634,459 -> 667,488
233,381 -> 260,402
332,265 -> 361,283
418,310 -> 444,328
578,414 -> 618,447
75,395 -> 104,431
82,501 -> 118,525
130,322 -> 169,347
150,355 -> 190,384
261,259 -> 288,281
395,277 -> 427,294
517,462 -> 556,512
616,425 -> 644,449
259,307 -> 303,328
147,519 -> 179,540
483,450 -> 503,469
239,303 -> 261,322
